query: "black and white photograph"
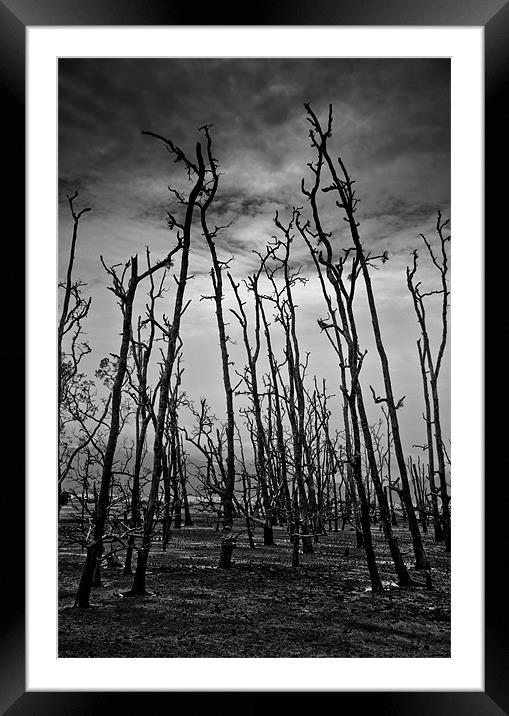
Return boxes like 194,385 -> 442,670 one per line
57,57 -> 452,659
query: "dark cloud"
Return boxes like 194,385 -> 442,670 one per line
58,58 -> 451,449
58,58 -> 451,249
212,189 -> 274,219
59,58 -> 450,176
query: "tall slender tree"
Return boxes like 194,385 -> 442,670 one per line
199,125 -> 238,568
58,192 -> 93,509
127,131 -> 206,595
229,270 -> 275,545
406,212 -> 451,551
75,251 -> 176,607
305,103 -> 430,570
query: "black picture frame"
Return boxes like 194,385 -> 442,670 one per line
2,0 -> 500,713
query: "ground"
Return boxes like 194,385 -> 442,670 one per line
58,516 -> 450,658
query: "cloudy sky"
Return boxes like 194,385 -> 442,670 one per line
58,58 -> 450,455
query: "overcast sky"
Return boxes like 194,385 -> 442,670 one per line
58,58 -> 451,456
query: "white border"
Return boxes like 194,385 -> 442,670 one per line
27,27 -> 483,691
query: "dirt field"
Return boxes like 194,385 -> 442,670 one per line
58,519 -> 450,658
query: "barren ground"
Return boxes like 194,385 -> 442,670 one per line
59,517 -> 450,658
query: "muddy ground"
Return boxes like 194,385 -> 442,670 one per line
59,518 -> 450,658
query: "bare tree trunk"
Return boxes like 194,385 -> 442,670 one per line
124,294 -> 159,574
429,373 -> 450,550
199,127 -> 236,568
259,302 -> 292,531
58,192 -> 92,509
161,448 -> 172,550
181,453 -> 194,527
357,392 -> 412,585
304,103 -> 430,570
409,457 -> 428,534
348,392 -> 383,591
170,436 -> 182,530
230,273 -> 274,545
407,216 -> 451,552
417,341 -> 444,542
300,162 -> 392,587
75,264 -> 129,605
127,134 -> 205,595
263,218 -> 317,553
75,253 -> 171,607
240,467 -> 256,549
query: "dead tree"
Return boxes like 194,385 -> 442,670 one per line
415,340 -> 444,541
409,455 -> 429,533
305,103 -> 430,571
254,287 -> 293,528
229,270 -> 275,545
235,424 -> 257,548
380,405 -> 398,526
199,125 -> 238,569
259,224 -> 317,555
161,355 -> 188,541
299,125 -> 415,586
185,399 -> 230,521
126,130 -> 206,596
123,257 -> 165,574
305,377 -> 334,538
58,192 -> 93,508
301,224 -> 365,539
74,251 -> 175,607
58,192 -> 92,406
406,214 -> 451,551
311,246 -> 383,586
179,437 -> 194,527
59,369 -> 111,517
167,359 -> 184,533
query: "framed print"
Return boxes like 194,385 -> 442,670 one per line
2,0 -> 503,712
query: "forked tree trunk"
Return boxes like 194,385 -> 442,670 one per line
200,127 -> 237,567
75,255 -> 169,607
407,226 -> 451,553
126,137 -> 205,595
305,103 -> 429,570
229,274 -> 274,545
356,392 -> 412,586
348,393 -> 383,591
75,263 -> 135,607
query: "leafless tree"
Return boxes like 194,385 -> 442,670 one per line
58,192 -> 94,509
254,286 -> 293,530
299,174 -> 410,588
258,220 -> 318,555
125,130 -> 206,595
199,125 -> 239,568
304,103 -> 430,571
122,256 -> 166,573
407,212 -> 451,550
74,250 -> 176,607
229,269 -> 276,545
